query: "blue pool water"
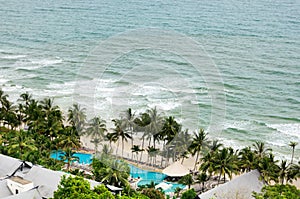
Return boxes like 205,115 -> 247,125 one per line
50,151 -> 92,164
128,164 -> 186,192
129,164 -> 166,185
164,182 -> 186,193
50,152 -> 186,192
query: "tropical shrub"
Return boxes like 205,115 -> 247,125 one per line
180,188 -> 197,199
52,175 -> 115,199
253,184 -> 300,199
141,188 -> 165,199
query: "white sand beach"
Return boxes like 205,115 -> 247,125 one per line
80,134 -> 300,190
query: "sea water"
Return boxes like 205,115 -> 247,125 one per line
0,0 -> 299,159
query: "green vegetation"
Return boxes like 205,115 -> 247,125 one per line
92,154 -> 130,187
180,189 -> 197,199
141,188 -> 165,199
179,174 -> 194,189
253,184 -> 300,199
0,88 -> 299,198
52,175 -> 114,199
0,90 -> 82,170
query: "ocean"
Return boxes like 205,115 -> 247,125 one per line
0,0 -> 299,160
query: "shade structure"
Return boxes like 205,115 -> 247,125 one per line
162,161 -> 189,177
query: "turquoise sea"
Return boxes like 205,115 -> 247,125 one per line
0,0 -> 299,159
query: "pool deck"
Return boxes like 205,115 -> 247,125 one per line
123,158 -> 163,173
77,147 -> 96,154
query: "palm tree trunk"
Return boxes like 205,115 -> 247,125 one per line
218,170 -> 222,185
139,137 -> 145,163
115,140 -> 120,158
166,149 -> 169,167
194,150 -> 200,170
131,127 -> 133,160
148,137 -> 151,148
122,138 -> 124,158
160,142 -> 165,167
291,147 -> 295,164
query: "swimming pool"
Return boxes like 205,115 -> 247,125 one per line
50,151 -> 92,164
50,152 -> 186,192
129,164 -> 166,185
129,164 -> 186,192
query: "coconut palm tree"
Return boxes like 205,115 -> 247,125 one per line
209,140 -> 223,153
105,132 -> 117,150
111,119 -> 132,158
58,126 -> 81,150
160,116 -> 182,164
131,145 -> 143,163
188,129 -> 209,170
60,148 -> 79,171
196,172 -> 209,192
213,147 -> 238,184
169,128 -> 191,163
68,103 -> 87,135
289,141 -> 298,164
257,154 -> 279,184
2,99 -> 17,130
86,116 -> 107,150
146,146 -> 159,166
238,146 -> 257,172
179,174 -> 194,189
8,130 -> 37,159
134,112 -> 151,163
40,98 -> 59,115
90,137 -> 101,153
161,116 -> 181,144
39,98 -> 64,140
102,144 -> 112,156
253,141 -> 272,159
98,160 -> 130,187
278,160 -> 291,184
147,107 -> 164,148
200,152 -> 215,178
121,108 -> 136,159
289,161 -> 300,182
25,99 -> 43,132
0,89 -> 8,106
18,92 -> 32,106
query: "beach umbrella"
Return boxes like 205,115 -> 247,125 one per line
162,161 -> 189,177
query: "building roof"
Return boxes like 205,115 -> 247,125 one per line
0,180 -> 12,198
162,161 -> 189,177
23,166 -> 66,198
0,155 -> 23,178
9,176 -> 32,185
0,154 -> 119,199
198,170 -> 265,199
2,188 -> 42,199
23,165 -> 101,198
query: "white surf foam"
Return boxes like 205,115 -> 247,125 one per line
222,120 -> 253,130
15,57 -> 63,70
266,123 -> 300,139
1,54 -> 27,59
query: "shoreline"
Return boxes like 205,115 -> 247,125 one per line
80,135 -> 300,189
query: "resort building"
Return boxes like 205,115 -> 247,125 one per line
0,154 -> 121,199
198,170 -> 265,199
